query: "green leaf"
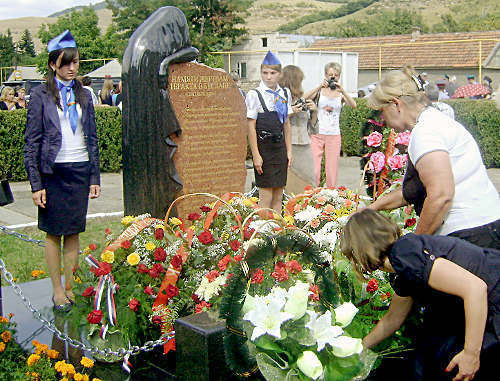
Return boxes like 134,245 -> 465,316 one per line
255,352 -> 289,381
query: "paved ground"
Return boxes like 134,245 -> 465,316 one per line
2,156 -> 500,227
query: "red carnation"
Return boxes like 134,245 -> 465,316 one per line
309,284 -> 320,301
251,269 -> 264,284
191,293 -> 201,303
154,247 -> 167,262
229,240 -> 241,252
87,310 -> 103,324
144,286 -> 154,295
121,240 -> 132,249
188,213 -> 201,221
152,315 -> 162,325
82,286 -> 95,297
206,270 -> 220,282
105,228 -> 112,235
170,254 -> 183,270
89,243 -> 97,251
198,231 -> 214,245
404,218 -> 417,228
271,262 -> 289,282
233,254 -> 244,261
366,278 -> 379,293
149,268 -> 162,279
286,260 -> 302,274
200,205 -> 211,213
155,228 -> 164,240
243,228 -> 255,240
218,255 -> 233,272
92,262 -> 112,277
128,298 -> 140,312
195,301 -> 211,313
165,284 -> 179,299
152,263 -> 165,273
137,264 -> 149,274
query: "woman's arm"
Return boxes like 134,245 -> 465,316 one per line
336,83 -> 357,108
428,258 -> 487,380
304,80 -> 327,100
24,89 -> 44,193
247,118 -> 262,174
414,151 -> 454,235
367,188 -> 408,211
283,119 -> 292,168
363,294 -> 413,349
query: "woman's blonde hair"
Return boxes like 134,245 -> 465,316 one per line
100,79 -> 114,101
367,66 -> 427,110
324,62 -> 342,75
0,86 -> 14,102
341,209 -> 401,278
279,65 -> 304,99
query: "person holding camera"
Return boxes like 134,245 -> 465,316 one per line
305,62 -> 356,187
279,65 -> 316,187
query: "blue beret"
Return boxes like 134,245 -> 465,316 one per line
262,51 -> 281,66
47,30 -> 77,52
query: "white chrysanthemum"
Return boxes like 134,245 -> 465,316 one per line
195,274 -> 227,302
294,205 -> 322,222
249,219 -> 279,233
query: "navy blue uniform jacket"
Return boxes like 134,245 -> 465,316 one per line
24,84 -> 100,192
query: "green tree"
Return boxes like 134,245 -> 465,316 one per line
37,7 -> 120,75
0,29 -> 15,70
18,29 -> 36,57
106,0 -> 251,67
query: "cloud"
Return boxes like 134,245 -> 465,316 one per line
0,1 -> 97,20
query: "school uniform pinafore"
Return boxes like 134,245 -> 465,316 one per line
253,89 -> 288,188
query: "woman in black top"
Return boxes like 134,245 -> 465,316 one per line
341,209 -> 499,381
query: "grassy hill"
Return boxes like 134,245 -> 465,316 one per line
0,0 -> 498,55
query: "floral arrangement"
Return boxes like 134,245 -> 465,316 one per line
361,114 -> 411,197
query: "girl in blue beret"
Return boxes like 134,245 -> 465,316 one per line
24,30 -> 101,311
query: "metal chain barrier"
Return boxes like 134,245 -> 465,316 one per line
0,224 -> 45,247
0,257 -> 174,357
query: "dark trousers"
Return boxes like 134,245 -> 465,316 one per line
448,219 -> 500,250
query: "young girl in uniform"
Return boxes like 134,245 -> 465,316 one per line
246,52 -> 293,212
24,30 -> 101,311
341,209 -> 499,381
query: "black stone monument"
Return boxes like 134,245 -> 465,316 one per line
122,6 -> 198,218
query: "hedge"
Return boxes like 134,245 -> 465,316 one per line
0,108 -> 122,181
341,98 -> 500,168
1,99 -> 500,182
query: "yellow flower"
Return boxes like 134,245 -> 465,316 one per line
155,224 -> 165,230
169,217 -> 182,226
220,232 -> 230,241
127,252 -> 140,266
30,372 -> 39,381
0,316 -> 9,323
243,199 -> 254,207
27,354 -> 40,367
92,378 -> 103,381
121,216 -> 134,225
61,363 -> 76,376
272,213 -> 280,220
47,349 -> 59,359
61,378 -> 69,381
0,342 -> 5,353
73,276 -> 82,284
80,356 -> 94,368
55,360 -> 66,372
31,270 -> 45,278
283,215 -> 294,225
101,250 -> 115,264
12,278 -> 17,282
1,330 -> 11,343
74,373 -> 89,381
34,343 -> 48,354
145,242 -> 156,251
250,197 -> 259,203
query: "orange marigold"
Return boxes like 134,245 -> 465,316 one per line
0,316 -> 9,323
1,330 -> 11,343
47,349 -> 59,359
26,354 -> 41,367
74,373 -> 89,381
30,372 -> 39,381
55,360 -> 66,372
34,343 -> 48,355
80,356 -> 94,368
0,342 -> 5,353
31,339 -> 40,347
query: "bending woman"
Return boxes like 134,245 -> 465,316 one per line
24,30 -> 101,311
366,66 -> 499,249
342,209 -> 499,381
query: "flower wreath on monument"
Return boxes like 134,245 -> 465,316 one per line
68,193 -> 263,361
360,112 -> 411,198
219,215 -> 378,381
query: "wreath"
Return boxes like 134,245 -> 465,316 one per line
219,228 -> 342,378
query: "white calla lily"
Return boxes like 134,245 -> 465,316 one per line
297,351 -> 323,380
243,297 -> 293,341
329,336 -> 363,357
334,302 -> 358,327
305,310 -> 343,351
284,281 -> 310,320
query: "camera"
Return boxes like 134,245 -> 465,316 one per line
327,78 -> 337,90
293,98 -> 308,111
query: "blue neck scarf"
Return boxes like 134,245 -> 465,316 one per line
56,79 -> 78,134
266,88 -> 288,124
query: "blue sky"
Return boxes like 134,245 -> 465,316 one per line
0,0 -> 98,20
